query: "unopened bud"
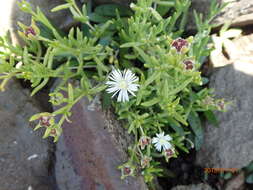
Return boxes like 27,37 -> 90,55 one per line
25,27 -> 36,37
183,60 -> 194,70
171,38 -> 188,53
141,156 -> 152,168
39,116 -> 51,127
139,136 -> 151,150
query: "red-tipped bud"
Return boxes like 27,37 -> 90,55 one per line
39,116 -> 51,127
165,148 -> 175,158
123,166 -> 132,175
25,27 -> 36,36
141,156 -> 152,168
119,163 -> 135,179
216,99 -> 226,111
183,60 -> 194,70
139,136 -> 151,150
171,38 -> 188,53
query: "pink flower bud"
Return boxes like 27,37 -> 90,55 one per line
141,156 -> 152,168
164,148 -> 175,159
123,166 -> 132,175
119,163 -> 135,179
39,116 -> 51,127
25,27 -> 36,36
171,38 -> 188,53
183,60 -> 194,70
216,99 -> 226,111
139,136 -> 151,150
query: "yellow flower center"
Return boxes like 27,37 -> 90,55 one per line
119,80 -> 128,89
159,138 -> 167,144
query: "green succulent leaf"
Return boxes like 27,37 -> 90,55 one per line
188,111 -> 204,150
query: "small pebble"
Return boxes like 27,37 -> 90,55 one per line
27,154 -> 38,161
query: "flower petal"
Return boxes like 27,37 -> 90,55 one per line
106,69 -> 139,103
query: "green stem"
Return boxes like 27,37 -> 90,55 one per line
35,40 -> 42,63
139,126 -> 145,136
130,145 -> 137,162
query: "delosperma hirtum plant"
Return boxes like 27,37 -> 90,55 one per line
0,0 -> 227,184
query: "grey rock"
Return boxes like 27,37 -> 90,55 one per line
189,0 -> 253,30
55,134 -> 83,190
54,94 -> 147,190
0,79 -> 54,190
0,0 -> 76,44
224,172 -> 246,190
196,63 -> 253,169
171,183 -> 214,190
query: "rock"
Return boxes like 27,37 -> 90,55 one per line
209,28 -> 243,68
189,0 -> 253,30
224,172 -> 246,190
0,79 -> 55,190
0,0 -> 77,44
171,183 -> 214,190
210,31 -> 253,70
54,95 -> 147,190
196,34 -> 253,169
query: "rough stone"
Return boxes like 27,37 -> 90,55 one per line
54,95 -> 147,190
189,0 -> 253,30
224,172 -> 246,190
210,31 -> 253,70
0,79 -> 54,190
171,183 -> 214,190
0,0 -> 78,44
196,34 -> 253,169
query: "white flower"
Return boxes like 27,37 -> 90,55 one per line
152,132 -> 172,152
106,69 -> 139,102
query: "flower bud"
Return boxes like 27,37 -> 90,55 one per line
123,166 -> 131,175
165,148 -> 175,158
139,136 -> 151,150
171,38 -> 189,53
216,99 -> 226,111
25,27 -> 36,37
39,116 -> 51,127
119,163 -> 135,179
183,60 -> 194,70
164,147 -> 176,162
141,156 -> 152,168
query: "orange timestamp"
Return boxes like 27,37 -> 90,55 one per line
204,168 -> 239,174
